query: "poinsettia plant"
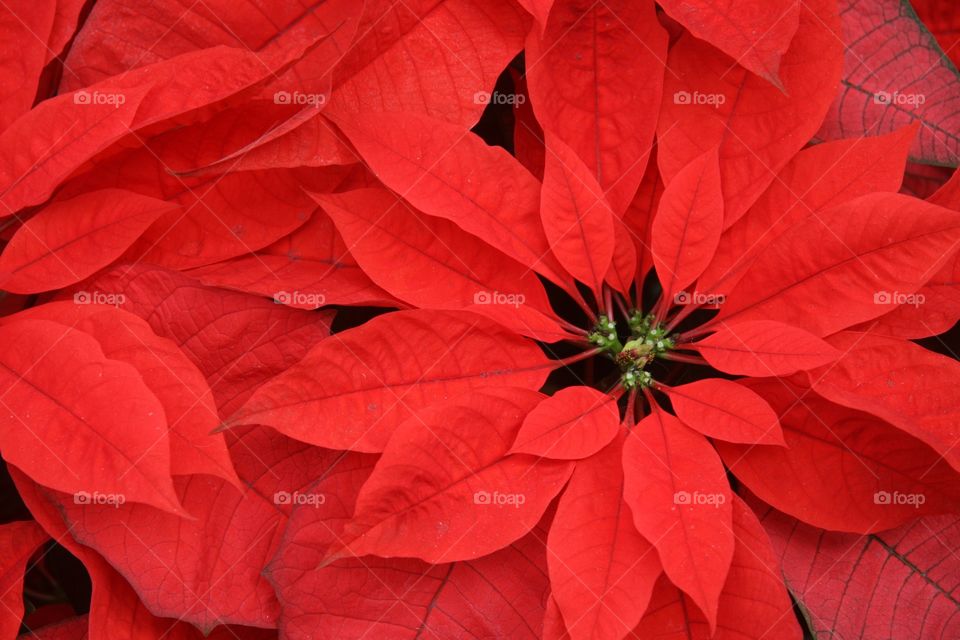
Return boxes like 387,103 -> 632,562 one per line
2,0 -> 960,638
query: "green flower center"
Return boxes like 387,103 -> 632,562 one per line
588,312 -> 674,389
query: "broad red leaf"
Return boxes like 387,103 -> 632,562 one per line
0,520 -> 48,638
227,310 -> 554,452
718,379 -> 960,533
329,388 -> 572,563
605,216 -> 640,299
21,617 -> 90,640
510,386 -> 621,459
913,0 -> 960,68
525,0 -> 668,215
807,331 -> 960,472
756,503 -> 960,639
698,125 -> 917,295
658,0 -> 843,224
713,193 -> 960,336
511,69 -> 545,180
267,442 -> 551,639
314,187 -> 555,315
631,496 -> 802,640
689,320 -> 839,376
6,302 -> 238,484
515,0 -> 553,29
656,0 -> 800,87
622,407 -> 734,632
330,111 -> 571,287
0,318 -> 183,514
651,149 -> 723,303
817,0 -> 960,165
664,378 -> 785,445
549,431 -> 662,640
540,135 -> 616,292
623,147 -> 665,281
0,2 -> 56,131
0,189 -> 178,293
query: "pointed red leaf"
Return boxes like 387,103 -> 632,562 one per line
510,386 -> 621,459
227,310 -> 554,452
525,0 -> 668,215
657,0 -> 800,87
0,319 -> 182,514
622,407 -> 734,632
690,320 -> 840,376
540,135 -> 616,292
658,0 -> 843,224
716,193 -> 960,335
605,216 -> 639,298
0,2 -> 56,131
665,378 -> 785,445
0,520 -> 48,638
818,0 -> 960,165
632,497 -> 802,640
549,431 -> 662,640
331,388 -> 573,563
0,189 -> 178,293
651,149 -> 724,302
718,379 -> 960,533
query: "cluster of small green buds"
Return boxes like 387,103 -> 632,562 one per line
618,312 -> 675,389
588,315 -> 622,353
621,368 -> 653,390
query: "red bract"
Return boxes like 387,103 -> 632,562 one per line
1,1 -> 960,639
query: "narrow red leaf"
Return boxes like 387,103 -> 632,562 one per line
549,431 -> 662,640
510,386 -> 621,459
665,378 -> 785,445
651,149 -> 724,303
0,189 -> 178,293
689,320 -> 840,376
718,379 -> 960,533
622,407 -> 734,632
525,0 -> 668,215
541,135 -> 616,292
330,388 -> 573,563
227,310 -> 554,452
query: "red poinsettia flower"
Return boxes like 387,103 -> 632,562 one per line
1,0 -> 960,639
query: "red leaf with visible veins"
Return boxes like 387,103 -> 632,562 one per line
0,189 -> 178,293
817,0 -> 960,165
689,320 -> 839,376
658,0 -> 843,224
755,502 -> 960,639
510,386 -> 621,459
1,520 -> 48,637
227,310 -> 554,451
631,496 -> 802,639
525,0 -> 667,215
540,135 -> 616,293
651,149 -> 724,303
664,378 -> 785,445
657,0 -> 800,87
715,193 -> 960,336
718,379 -> 960,533
913,0 -> 960,68
329,388 -> 572,563
549,431 -> 662,640
0,319 -> 183,514
622,406 -> 734,632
